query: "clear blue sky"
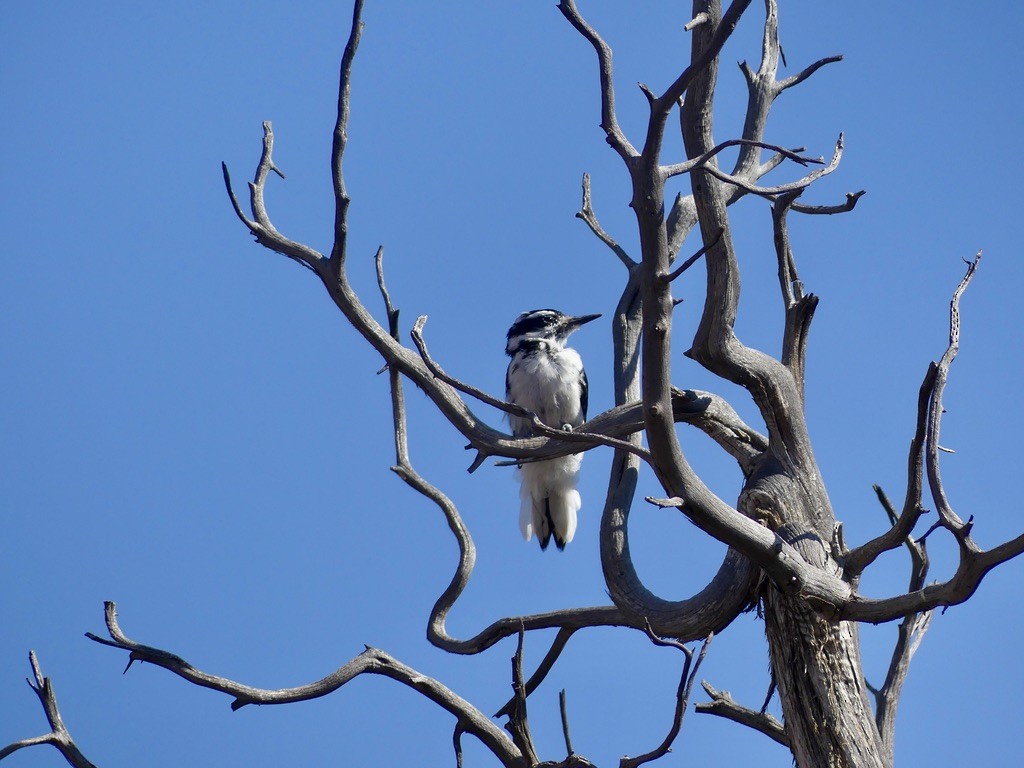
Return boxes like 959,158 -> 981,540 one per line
3,2 -> 1023,766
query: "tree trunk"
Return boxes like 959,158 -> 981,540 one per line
765,587 -> 887,767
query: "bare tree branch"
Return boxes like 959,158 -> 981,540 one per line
495,628 -> 577,720
556,0 -> 639,161
842,531 -> 1024,622
86,603 -> 525,767
840,252 -> 1024,624
662,138 -> 821,179
773,190 -> 819,399
620,630 -> 713,768
328,0 -> 364,271
222,127 -> 324,272
504,627 -> 540,765
695,680 -> 788,747
864,488 -> 933,764
844,360 -> 935,578
925,252 -> 982,532
559,689 -> 575,759
777,54 -> 843,92
663,227 -> 722,283
0,652 -> 98,768
703,132 -> 846,200
791,190 -> 865,215
410,316 -> 654,466
576,173 -> 636,269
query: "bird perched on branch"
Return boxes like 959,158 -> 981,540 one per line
505,309 -> 600,550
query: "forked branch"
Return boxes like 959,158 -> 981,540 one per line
0,653 -> 97,768
864,488 -> 933,764
842,253 -> 1024,622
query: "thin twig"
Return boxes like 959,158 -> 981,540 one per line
620,631 -> 713,768
495,627 -> 578,719
777,54 -> 844,92
870,505 -> 933,763
504,625 -> 539,765
559,689 -> 575,758
663,227 -> 722,283
575,173 -> 637,269
329,0 -> 365,271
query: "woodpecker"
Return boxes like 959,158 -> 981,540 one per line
505,309 -> 600,550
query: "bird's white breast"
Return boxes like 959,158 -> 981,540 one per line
507,346 -> 586,430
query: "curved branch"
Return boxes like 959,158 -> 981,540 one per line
556,0 -> 639,161
222,141 -> 325,271
86,603 -> 524,767
926,252 -> 981,531
620,632 -> 712,768
0,653 -> 97,768
703,132 -> 845,200
777,53 -> 843,93
842,531 -> 1024,622
663,138 -> 821,179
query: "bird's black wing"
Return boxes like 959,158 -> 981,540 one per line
506,360 -> 531,438
580,367 -> 589,422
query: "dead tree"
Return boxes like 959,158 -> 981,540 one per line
6,2 -> 1023,767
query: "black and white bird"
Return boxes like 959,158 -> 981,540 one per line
505,309 -> 600,550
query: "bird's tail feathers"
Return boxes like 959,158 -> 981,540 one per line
547,489 -> 580,550
520,488 -> 580,551
518,457 -> 583,551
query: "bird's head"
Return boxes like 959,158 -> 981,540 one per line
505,309 -> 601,356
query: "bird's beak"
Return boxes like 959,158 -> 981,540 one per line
566,313 -> 601,331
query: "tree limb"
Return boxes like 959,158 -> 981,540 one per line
328,0 -> 364,271
702,132 -> 846,201
504,626 -> 540,765
576,173 -> 636,269
495,628 -> 577,720
556,0 -> 640,162
844,361 -> 935,579
0,652 -> 98,768
694,680 -> 788,747
925,252 -> 982,533
86,603 -> 525,767
620,630 -> 713,768
864,487 -> 933,764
